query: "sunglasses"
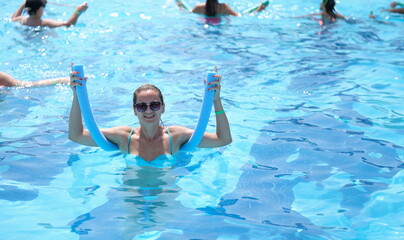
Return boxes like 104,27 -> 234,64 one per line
134,101 -> 162,112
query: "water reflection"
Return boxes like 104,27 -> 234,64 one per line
70,160 -> 185,240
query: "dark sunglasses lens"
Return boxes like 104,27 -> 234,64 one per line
136,103 -> 147,112
150,102 -> 161,111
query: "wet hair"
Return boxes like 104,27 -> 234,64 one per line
133,84 -> 164,106
205,0 -> 218,17
25,0 -> 46,16
322,0 -> 337,19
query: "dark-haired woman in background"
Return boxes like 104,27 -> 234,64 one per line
295,0 -> 346,24
11,0 -> 88,28
192,0 -> 241,16
178,0 -> 267,17
177,0 -> 267,25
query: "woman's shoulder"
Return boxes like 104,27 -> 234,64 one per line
167,125 -> 193,151
193,3 -> 205,8
219,3 -> 239,16
219,3 -> 231,11
167,125 -> 193,139
192,3 -> 205,14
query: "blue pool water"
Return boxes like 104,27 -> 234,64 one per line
1,0 -> 403,239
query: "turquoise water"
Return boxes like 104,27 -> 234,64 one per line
1,0 -> 403,239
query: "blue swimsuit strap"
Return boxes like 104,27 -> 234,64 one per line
127,128 -> 135,153
166,127 -> 173,155
127,127 -> 173,155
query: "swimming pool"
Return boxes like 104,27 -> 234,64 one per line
1,0 -> 403,239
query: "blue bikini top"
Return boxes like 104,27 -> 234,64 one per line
124,127 -> 175,168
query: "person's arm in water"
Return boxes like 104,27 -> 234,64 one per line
382,7 -> 404,14
42,2 -> 89,28
253,2 -> 269,13
335,12 -> 347,19
243,1 -> 269,15
11,1 -> 26,22
293,12 -> 322,18
0,72 -> 69,87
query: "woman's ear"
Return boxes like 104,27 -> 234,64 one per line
133,106 -> 138,116
162,102 -> 165,113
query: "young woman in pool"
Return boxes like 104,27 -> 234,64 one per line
11,0 -> 88,28
68,72 -> 232,161
178,0 -> 267,16
295,0 -> 346,23
0,72 -> 69,87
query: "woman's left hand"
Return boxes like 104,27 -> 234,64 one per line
208,74 -> 222,101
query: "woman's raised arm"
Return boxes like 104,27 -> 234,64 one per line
198,74 -> 232,148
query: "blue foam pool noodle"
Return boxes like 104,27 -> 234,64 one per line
73,64 -> 119,151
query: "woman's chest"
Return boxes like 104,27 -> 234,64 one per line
129,137 -> 170,161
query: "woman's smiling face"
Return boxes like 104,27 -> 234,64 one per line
134,89 -> 165,124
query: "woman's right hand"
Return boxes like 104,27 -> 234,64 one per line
69,71 -> 83,92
